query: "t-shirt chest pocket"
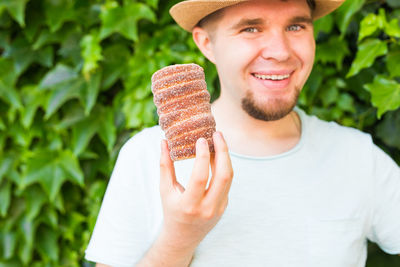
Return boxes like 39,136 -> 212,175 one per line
306,217 -> 366,267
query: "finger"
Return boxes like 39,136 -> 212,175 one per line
184,138 -> 211,203
159,140 -> 178,196
206,131 -> 230,191
210,153 -> 216,180
205,132 -> 233,203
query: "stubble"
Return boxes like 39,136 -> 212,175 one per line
241,87 -> 300,121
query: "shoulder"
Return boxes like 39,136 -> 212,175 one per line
298,109 -> 380,169
119,125 -> 165,159
300,110 -> 373,149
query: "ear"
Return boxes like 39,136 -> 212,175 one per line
192,26 -> 216,64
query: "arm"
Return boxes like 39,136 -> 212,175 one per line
137,132 -> 233,267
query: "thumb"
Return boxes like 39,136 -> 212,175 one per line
160,140 -> 178,196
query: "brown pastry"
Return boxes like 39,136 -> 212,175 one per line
151,63 -> 216,161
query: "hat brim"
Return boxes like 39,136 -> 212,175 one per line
170,0 -> 346,32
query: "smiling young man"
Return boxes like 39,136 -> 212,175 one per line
85,1 -> 400,266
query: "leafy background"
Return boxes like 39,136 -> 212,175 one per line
0,0 -> 399,266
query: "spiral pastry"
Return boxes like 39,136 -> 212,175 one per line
151,64 -> 216,161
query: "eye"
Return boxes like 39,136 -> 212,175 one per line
241,27 -> 259,33
287,24 -> 304,32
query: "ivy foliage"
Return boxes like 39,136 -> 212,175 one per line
0,0 -> 399,266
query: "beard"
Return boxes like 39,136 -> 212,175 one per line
241,87 -> 300,121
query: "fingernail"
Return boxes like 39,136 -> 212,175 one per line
197,137 -> 207,146
214,131 -> 223,141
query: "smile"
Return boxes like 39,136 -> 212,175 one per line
253,73 -> 291,81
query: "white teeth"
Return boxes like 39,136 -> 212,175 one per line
254,73 -> 290,80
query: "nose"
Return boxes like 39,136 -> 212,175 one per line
259,29 -> 291,62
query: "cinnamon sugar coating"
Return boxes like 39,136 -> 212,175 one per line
151,64 -> 216,161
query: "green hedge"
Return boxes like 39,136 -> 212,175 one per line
0,0 -> 399,266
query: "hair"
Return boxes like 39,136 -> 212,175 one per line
307,0 -> 316,11
195,7 -> 225,39
196,0 -> 316,32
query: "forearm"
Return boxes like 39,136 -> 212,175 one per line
136,230 -> 197,267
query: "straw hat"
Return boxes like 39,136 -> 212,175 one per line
170,0 -> 346,32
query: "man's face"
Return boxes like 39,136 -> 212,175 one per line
204,0 -> 315,121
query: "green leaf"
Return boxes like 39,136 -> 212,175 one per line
69,105 -> 117,154
0,181 -> 11,217
44,0 -> 76,32
0,0 -> 30,27
0,29 -> 10,49
347,39 -> 387,78
364,75 -> 400,118
384,18 -> 400,38
36,226 -> 58,262
71,115 -> 99,156
122,96 -> 156,128
0,133 -> 5,152
33,24 -> 78,50
98,108 -> 116,153
122,97 -> 144,128
52,193 -> 64,213
9,123 -> 38,147
102,44 -> 130,89
3,36 -> 53,75
39,64 -> 78,89
0,154 -> 15,184
18,242 -> 32,266
62,211 -> 85,242
18,216 -> 36,264
314,13 -> 334,37
358,13 -> 384,42
387,48 -> 400,78
24,186 -> 47,221
376,110 -> 400,149
337,93 -> 356,113
46,134 -> 63,152
44,78 -> 85,119
335,0 -> 365,36
0,58 -> 22,109
22,1 -> 43,42
53,104 -> 86,131
0,260 -> 21,267
83,71 -> 101,115
316,36 -> 349,70
387,0 -> 400,8
80,31 -> 103,79
301,65 -> 324,106
0,117 -> 5,131
58,150 -> 84,185
0,6 -> 13,26
2,231 -> 17,259
41,206 -> 58,229
20,85 -> 45,128
142,98 -> 157,125
99,1 -> 156,41
143,0 -> 159,9
319,84 -> 339,107
21,150 -> 84,201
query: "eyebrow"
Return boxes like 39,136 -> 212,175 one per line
229,18 -> 265,31
229,15 -> 313,31
289,16 -> 313,25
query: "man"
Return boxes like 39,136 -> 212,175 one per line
85,0 -> 400,266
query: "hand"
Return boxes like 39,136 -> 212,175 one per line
158,131 -> 234,250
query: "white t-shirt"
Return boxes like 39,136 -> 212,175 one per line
85,108 -> 400,267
